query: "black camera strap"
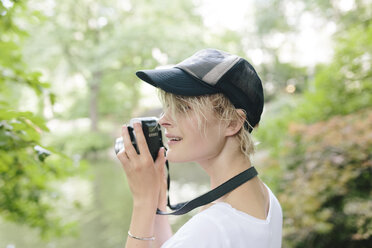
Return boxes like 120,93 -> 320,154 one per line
156,163 -> 258,215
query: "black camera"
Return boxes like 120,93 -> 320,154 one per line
114,117 -> 163,161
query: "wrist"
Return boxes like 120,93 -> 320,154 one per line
128,230 -> 155,241
133,199 -> 158,210
157,201 -> 167,211
129,203 -> 157,238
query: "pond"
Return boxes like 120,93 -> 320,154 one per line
0,157 -> 209,248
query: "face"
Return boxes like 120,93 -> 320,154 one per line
158,107 -> 227,163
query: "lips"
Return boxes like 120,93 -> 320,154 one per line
165,134 -> 183,145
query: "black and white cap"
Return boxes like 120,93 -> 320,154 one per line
136,48 -> 264,132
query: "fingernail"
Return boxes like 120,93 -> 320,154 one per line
133,121 -> 141,127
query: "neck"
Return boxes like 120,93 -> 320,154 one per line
197,137 -> 251,190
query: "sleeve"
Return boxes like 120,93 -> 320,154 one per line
161,213 -> 228,248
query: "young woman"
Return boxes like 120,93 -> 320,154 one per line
117,48 -> 283,248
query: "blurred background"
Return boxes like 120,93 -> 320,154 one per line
0,0 -> 371,247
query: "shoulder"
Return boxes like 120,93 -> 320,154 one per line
265,184 -> 283,222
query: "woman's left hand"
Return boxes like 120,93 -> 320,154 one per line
117,122 -> 167,207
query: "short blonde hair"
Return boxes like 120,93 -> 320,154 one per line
158,90 -> 255,160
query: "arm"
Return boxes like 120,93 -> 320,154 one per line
154,212 -> 173,247
153,177 -> 173,247
117,123 -> 167,248
127,154 -> 173,248
126,201 -> 157,248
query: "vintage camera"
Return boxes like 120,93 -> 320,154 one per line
114,117 -> 163,161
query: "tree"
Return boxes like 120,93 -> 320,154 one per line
251,0 -> 311,101
254,0 -> 372,247
295,16 -> 372,122
0,0 -> 80,238
280,109 -> 372,247
24,0 -> 208,132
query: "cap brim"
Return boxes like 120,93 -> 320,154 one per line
136,67 -> 219,96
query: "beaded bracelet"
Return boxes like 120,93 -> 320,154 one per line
128,231 -> 155,241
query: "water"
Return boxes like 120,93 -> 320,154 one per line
0,159 -> 209,248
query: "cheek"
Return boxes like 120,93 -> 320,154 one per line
165,131 -> 201,162
165,120 -> 224,162
184,131 -> 224,161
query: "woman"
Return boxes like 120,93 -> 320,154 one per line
117,48 -> 283,248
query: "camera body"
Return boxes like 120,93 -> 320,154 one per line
115,117 -> 163,161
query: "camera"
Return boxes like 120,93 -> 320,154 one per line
114,117 -> 163,161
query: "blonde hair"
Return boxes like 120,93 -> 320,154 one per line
158,90 -> 255,160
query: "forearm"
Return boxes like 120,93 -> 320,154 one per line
153,213 -> 173,247
126,202 -> 157,248
118,124 -> 169,248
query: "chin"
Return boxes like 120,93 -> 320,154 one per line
165,150 -> 192,163
166,156 -> 190,163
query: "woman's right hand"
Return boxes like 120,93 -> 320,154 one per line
117,123 -> 167,207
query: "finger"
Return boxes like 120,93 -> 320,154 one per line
158,179 -> 168,210
121,125 -> 137,158
156,148 -> 168,210
133,122 -> 151,156
155,147 -> 167,171
117,149 -> 130,165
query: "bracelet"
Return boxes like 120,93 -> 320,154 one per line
128,231 -> 155,241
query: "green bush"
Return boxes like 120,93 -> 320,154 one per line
0,108 -> 81,238
279,109 -> 372,247
0,0 -> 82,238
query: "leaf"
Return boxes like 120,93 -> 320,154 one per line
34,145 -> 51,162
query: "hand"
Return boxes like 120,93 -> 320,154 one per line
117,122 -> 167,207
157,158 -> 168,211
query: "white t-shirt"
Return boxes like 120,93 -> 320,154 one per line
162,185 -> 282,248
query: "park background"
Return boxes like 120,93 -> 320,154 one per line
0,0 -> 371,247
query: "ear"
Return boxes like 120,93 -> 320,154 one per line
225,109 -> 246,137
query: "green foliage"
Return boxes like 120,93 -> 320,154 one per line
1,0 -> 81,238
279,109 -> 372,247
24,0 -> 208,129
48,130 -> 113,159
252,0 -> 310,102
0,108 -> 78,238
0,159 -> 133,248
296,20 -> 372,123
260,60 -> 308,101
256,0 -> 372,150
254,1 -> 372,247
254,0 -> 294,34
255,94 -> 299,156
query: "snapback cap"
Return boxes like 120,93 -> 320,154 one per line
136,48 -> 264,132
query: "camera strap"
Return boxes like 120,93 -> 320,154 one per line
156,163 -> 258,215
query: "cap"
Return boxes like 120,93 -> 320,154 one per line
136,48 -> 264,132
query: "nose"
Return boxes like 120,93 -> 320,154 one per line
158,111 -> 173,128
